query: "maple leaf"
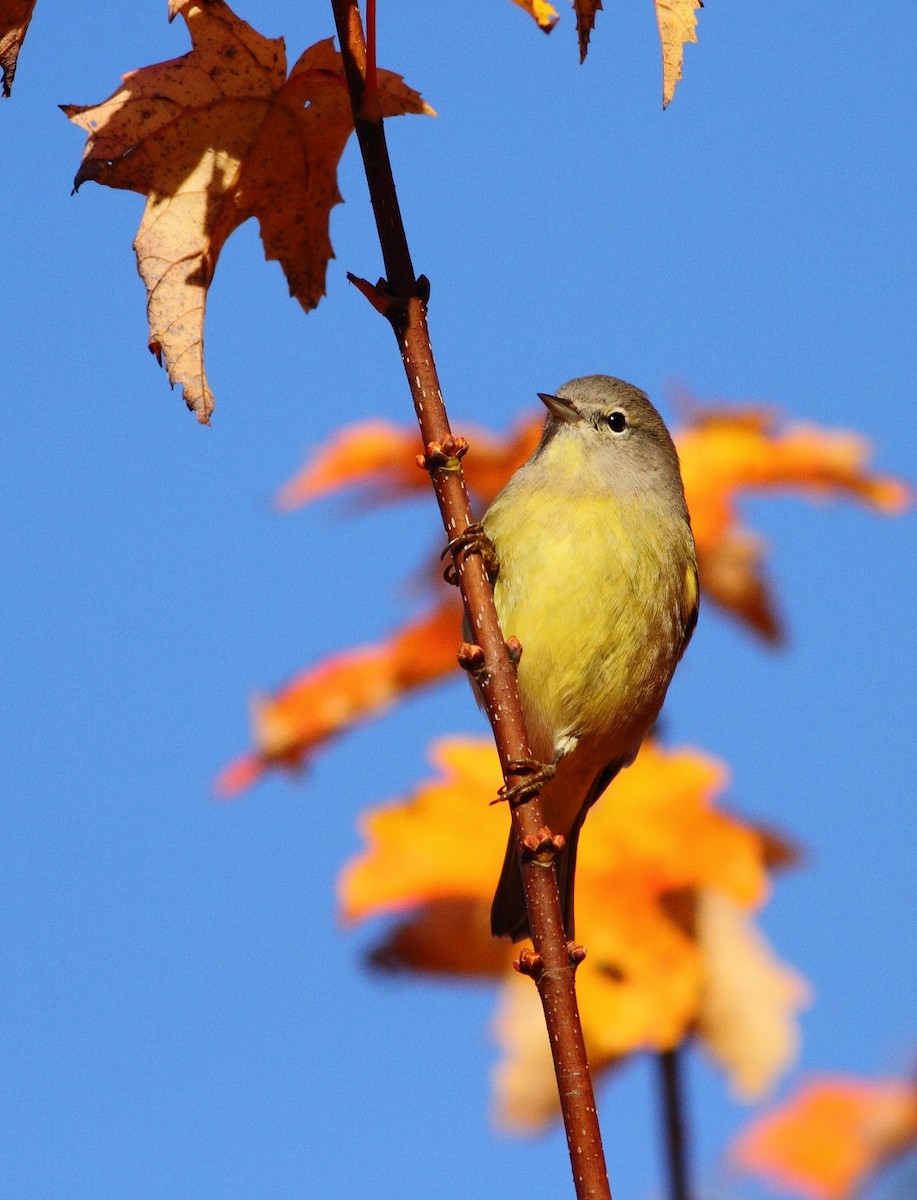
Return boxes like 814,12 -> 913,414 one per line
0,0 -> 36,96
678,406 -> 912,641
274,414 -> 542,512
338,738 -> 509,921
63,4 -> 432,423
730,1075 -> 917,1200
339,734 -> 806,1130
214,602 -> 459,798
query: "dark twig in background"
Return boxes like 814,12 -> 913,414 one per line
659,1048 -> 692,1200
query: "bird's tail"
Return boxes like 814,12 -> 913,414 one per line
489,826 -> 580,942
489,758 -> 626,941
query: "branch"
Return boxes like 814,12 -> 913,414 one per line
329,2 -> 612,1196
658,1048 -> 691,1200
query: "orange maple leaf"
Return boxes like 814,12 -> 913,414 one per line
679,407 -> 912,641
339,735 -> 807,1130
63,4 -> 432,423
0,0 -> 36,95
730,1075 -> 917,1200
274,414 -> 542,512
214,602 -> 459,798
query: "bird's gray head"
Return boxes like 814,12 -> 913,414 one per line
535,374 -> 687,503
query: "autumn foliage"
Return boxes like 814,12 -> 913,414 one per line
4,0 -> 913,1195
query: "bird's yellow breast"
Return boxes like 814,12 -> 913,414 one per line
484,448 -> 695,764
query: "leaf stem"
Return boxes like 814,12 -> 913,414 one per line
328,2 -> 613,1196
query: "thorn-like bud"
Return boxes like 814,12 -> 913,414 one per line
567,941 -> 587,966
416,274 -> 431,305
346,271 -> 398,317
505,636 -> 523,664
457,641 -> 486,673
421,435 -> 469,474
514,948 -> 544,979
521,827 -> 566,863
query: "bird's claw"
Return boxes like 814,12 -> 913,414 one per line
441,521 -> 499,586
493,758 -> 557,807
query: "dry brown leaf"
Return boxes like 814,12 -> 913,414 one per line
573,0 -> 602,62
63,4 -> 432,423
695,889 -> 811,1101
0,0 -> 36,96
655,0 -> 702,108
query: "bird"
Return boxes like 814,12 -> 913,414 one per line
479,375 -> 698,940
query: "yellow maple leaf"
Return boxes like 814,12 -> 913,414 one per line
0,0 -> 36,95
63,5 -> 432,422
338,738 -> 509,921
730,1075 -> 917,1200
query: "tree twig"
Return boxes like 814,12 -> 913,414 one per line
658,1048 -> 691,1200
328,2 -> 613,1196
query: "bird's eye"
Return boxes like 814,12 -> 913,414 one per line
605,411 -> 628,433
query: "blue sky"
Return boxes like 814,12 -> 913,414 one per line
2,3 -> 915,1198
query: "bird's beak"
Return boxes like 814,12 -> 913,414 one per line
537,392 -> 581,424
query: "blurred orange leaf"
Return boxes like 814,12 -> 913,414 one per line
64,6 -> 432,422
339,738 -> 508,921
275,414 -> 542,511
577,740 -> 767,908
0,0 -> 36,95
679,407 -> 912,640
340,734 -> 805,1129
214,603 -> 459,798
730,1075 -> 917,1200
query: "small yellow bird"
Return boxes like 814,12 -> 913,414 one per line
482,375 -> 698,940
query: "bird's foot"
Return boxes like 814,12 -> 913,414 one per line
493,758 -> 557,807
441,521 -> 499,585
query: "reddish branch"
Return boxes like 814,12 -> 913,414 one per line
329,2 -> 613,1197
